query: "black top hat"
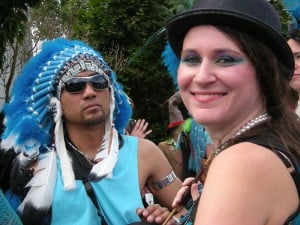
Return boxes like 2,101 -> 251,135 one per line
166,0 -> 294,73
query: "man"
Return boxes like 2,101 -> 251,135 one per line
158,91 -> 184,179
0,38 -> 181,225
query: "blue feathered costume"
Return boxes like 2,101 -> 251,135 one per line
0,38 -> 132,225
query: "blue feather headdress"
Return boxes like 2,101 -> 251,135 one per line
1,38 -> 132,217
282,0 -> 300,41
2,38 -> 131,151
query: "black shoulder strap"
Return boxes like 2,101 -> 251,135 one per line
83,179 -> 108,225
274,150 -> 300,224
245,136 -> 300,197
276,149 -> 300,195
244,136 -> 300,223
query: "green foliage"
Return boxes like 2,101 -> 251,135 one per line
168,0 -> 196,14
1,0 -> 292,143
65,0 -> 177,143
31,0 -> 68,41
0,0 -> 41,69
270,0 -> 292,37
59,0 -> 291,143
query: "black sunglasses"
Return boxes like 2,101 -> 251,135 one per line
62,74 -> 110,93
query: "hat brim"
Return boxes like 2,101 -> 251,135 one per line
167,9 -> 294,73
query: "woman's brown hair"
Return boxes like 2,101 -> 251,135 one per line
217,26 -> 300,162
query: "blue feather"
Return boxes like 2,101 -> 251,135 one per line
2,37 -> 131,154
161,42 -> 180,89
30,95 -> 50,111
32,82 -> 54,93
35,75 -> 56,85
282,0 -> 300,28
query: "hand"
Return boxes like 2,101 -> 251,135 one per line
136,204 -> 178,225
129,119 -> 152,138
171,177 -> 200,209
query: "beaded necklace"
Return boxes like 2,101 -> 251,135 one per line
67,140 -> 97,165
215,113 -> 270,155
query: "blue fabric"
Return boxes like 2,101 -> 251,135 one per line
188,120 -> 211,173
0,189 -> 22,225
4,190 -> 21,212
51,135 -> 144,225
293,214 -> 300,225
176,119 -> 211,173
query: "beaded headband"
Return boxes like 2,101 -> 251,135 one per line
56,54 -> 109,98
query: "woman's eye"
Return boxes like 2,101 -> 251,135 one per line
295,53 -> 300,62
181,55 -> 201,65
215,56 -> 247,66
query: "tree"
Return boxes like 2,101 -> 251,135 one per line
64,0 -> 177,143
0,0 -> 41,69
0,0 -> 43,105
49,0 -> 292,143
1,0 -> 292,142
270,0 -> 291,37
30,0 -> 71,42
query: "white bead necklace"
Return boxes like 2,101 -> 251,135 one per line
67,140 -> 97,164
215,113 -> 270,155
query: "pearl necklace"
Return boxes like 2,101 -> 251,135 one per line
215,113 -> 270,155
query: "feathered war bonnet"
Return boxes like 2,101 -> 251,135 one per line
1,38 -> 131,207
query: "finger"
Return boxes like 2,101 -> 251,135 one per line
144,130 -> 152,135
152,207 -> 169,223
182,177 -> 195,186
191,183 -> 200,200
142,122 -> 149,130
146,205 -> 169,224
136,208 -> 144,216
134,119 -> 142,128
140,118 -> 146,125
142,204 -> 160,216
167,216 -> 180,225
141,204 -> 164,222
172,186 -> 189,208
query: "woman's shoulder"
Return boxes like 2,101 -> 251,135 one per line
212,142 -> 287,174
198,141 -> 298,225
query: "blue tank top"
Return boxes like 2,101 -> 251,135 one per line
51,135 -> 144,225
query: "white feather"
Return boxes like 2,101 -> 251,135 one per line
90,87 -> 119,180
90,127 -> 119,179
1,134 -> 19,152
18,149 -> 57,213
51,97 -> 75,190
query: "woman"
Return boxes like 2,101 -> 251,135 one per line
288,29 -> 300,115
165,0 -> 300,224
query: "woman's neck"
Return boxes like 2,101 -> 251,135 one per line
208,110 -> 267,149
213,113 -> 270,154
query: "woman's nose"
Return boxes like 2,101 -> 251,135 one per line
193,60 -> 216,83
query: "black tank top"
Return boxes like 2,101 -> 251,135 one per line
243,135 -> 300,224
185,133 -> 300,225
